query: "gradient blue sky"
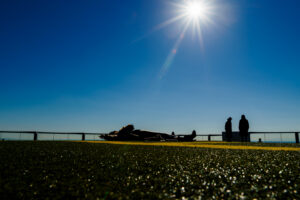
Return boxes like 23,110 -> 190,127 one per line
0,0 -> 299,134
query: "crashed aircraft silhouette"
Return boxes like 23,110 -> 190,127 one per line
100,124 -> 197,142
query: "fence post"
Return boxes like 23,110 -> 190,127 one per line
295,132 -> 299,144
82,133 -> 85,141
34,132 -> 38,141
208,135 -> 211,141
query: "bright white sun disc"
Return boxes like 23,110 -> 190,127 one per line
185,1 -> 208,19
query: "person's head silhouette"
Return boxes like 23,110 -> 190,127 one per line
227,117 -> 232,121
241,115 -> 246,119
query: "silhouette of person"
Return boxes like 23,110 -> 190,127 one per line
118,124 -> 134,137
239,115 -> 249,142
225,117 -> 232,142
192,130 -> 196,138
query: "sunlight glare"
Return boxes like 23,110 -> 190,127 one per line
185,1 -> 209,20
157,0 -> 216,78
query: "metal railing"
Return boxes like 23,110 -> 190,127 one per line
0,130 -> 102,141
0,131 -> 299,143
249,132 -> 299,143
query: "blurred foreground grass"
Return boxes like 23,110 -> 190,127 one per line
0,141 -> 299,199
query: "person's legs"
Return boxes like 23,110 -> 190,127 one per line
244,135 -> 248,142
242,132 -> 247,142
225,132 -> 229,142
242,135 -> 246,142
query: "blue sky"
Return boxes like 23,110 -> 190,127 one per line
0,0 -> 299,134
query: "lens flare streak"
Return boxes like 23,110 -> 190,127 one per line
159,20 -> 191,78
158,0 -> 214,78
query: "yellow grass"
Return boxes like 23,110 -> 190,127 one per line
79,141 -> 300,151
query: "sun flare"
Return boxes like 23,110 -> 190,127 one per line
157,0 -> 216,78
185,1 -> 209,20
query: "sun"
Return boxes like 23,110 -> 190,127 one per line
185,1 -> 209,20
155,0 -> 216,78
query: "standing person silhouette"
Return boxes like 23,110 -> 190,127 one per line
239,115 -> 249,142
225,117 -> 232,142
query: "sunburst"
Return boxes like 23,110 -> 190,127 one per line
158,0 -> 215,78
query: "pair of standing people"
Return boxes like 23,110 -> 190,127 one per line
225,115 -> 249,142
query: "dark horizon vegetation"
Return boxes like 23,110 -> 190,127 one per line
0,141 -> 299,199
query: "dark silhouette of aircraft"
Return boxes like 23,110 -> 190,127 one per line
100,124 -> 197,142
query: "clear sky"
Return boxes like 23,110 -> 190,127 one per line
0,0 -> 299,134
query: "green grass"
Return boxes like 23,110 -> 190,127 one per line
0,142 -> 299,199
